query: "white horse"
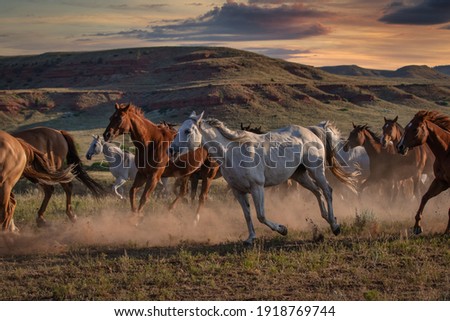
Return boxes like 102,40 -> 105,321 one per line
86,135 -> 138,199
169,112 -> 356,245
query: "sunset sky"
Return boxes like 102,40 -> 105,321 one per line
0,0 -> 449,69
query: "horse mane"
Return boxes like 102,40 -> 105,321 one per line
415,110 -> 450,132
356,124 -> 381,142
318,120 -> 342,138
202,118 -> 250,142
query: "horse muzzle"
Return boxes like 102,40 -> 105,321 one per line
86,153 -> 92,160
396,143 -> 409,155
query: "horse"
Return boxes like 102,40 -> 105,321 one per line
169,112 -> 357,245
103,103 -> 219,220
240,123 -> 264,134
86,135 -> 138,199
381,116 -> 434,198
0,130 -> 74,233
315,121 -> 370,189
397,110 -> 450,235
12,127 -> 105,227
344,123 -> 419,200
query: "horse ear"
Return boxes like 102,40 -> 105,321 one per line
92,134 -> 97,139
384,117 -> 387,122
189,111 -> 197,118
123,103 -> 131,112
352,122 -> 356,128
196,111 -> 204,124
115,103 -> 120,110
394,116 -> 398,122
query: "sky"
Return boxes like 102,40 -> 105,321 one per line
0,0 -> 449,69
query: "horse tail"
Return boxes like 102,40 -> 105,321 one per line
60,130 -> 106,198
325,130 -> 359,194
17,139 -> 74,185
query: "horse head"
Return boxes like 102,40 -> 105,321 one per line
168,111 -> 204,160
344,123 -> 368,152
397,114 -> 427,155
103,103 -> 132,142
381,116 -> 399,149
86,134 -> 103,160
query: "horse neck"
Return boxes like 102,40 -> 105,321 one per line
128,112 -> 159,145
102,142 -> 119,157
362,130 -> 382,156
199,124 -> 230,160
424,121 -> 450,160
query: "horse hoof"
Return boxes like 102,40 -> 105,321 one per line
36,218 -> 48,228
413,226 -> 422,235
332,225 -> 341,236
69,215 -> 77,224
278,225 -> 288,236
243,239 -> 254,247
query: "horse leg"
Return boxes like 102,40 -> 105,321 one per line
413,178 -> 447,235
250,185 -> 288,237
36,184 -> 55,227
195,168 -> 216,223
303,167 -> 339,235
169,176 -> 189,211
137,171 -> 163,213
0,187 -> 14,232
190,175 -> 199,202
113,177 -> 127,199
232,189 -> 255,246
129,172 -> 147,213
60,182 -> 77,223
290,169 -> 331,229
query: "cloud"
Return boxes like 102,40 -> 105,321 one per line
92,1 -> 333,42
379,0 -> 450,25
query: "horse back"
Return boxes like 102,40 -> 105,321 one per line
12,127 -> 68,169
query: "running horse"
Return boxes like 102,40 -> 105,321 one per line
381,116 -> 433,199
344,123 -> 418,199
169,112 -> 357,245
0,130 -> 74,233
397,110 -> 450,235
13,127 -> 105,226
103,103 -> 219,220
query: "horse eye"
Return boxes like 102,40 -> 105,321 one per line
184,129 -> 191,135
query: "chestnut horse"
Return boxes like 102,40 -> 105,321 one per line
13,127 -> 105,227
397,110 -> 450,234
381,116 -> 434,199
0,130 -> 74,233
344,124 -> 418,199
103,103 -> 219,219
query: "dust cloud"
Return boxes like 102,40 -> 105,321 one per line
0,181 -> 448,255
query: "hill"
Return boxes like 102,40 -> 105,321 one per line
0,46 -> 449,136
320,64 -> 450,80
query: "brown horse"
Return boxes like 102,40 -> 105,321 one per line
381,116 -> 434,199
344,123 -> 418,199
103,103 -> 219,218
397,110 -> 450,234
0,130 -> 74,233
13,127 -> 105,227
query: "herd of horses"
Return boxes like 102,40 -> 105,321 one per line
0,102 -> 449,245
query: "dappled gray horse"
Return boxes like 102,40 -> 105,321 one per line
86,135 -> 138,199
169,112 -> 356,245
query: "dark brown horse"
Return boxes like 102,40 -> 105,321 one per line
103,103 -> 219,218
397,110 -> 450,234
381,116 -> 434,199
13,127 -> 105,226
344,123 -> 419,199
0,130 -> 74,233
240,123 -> 264,134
